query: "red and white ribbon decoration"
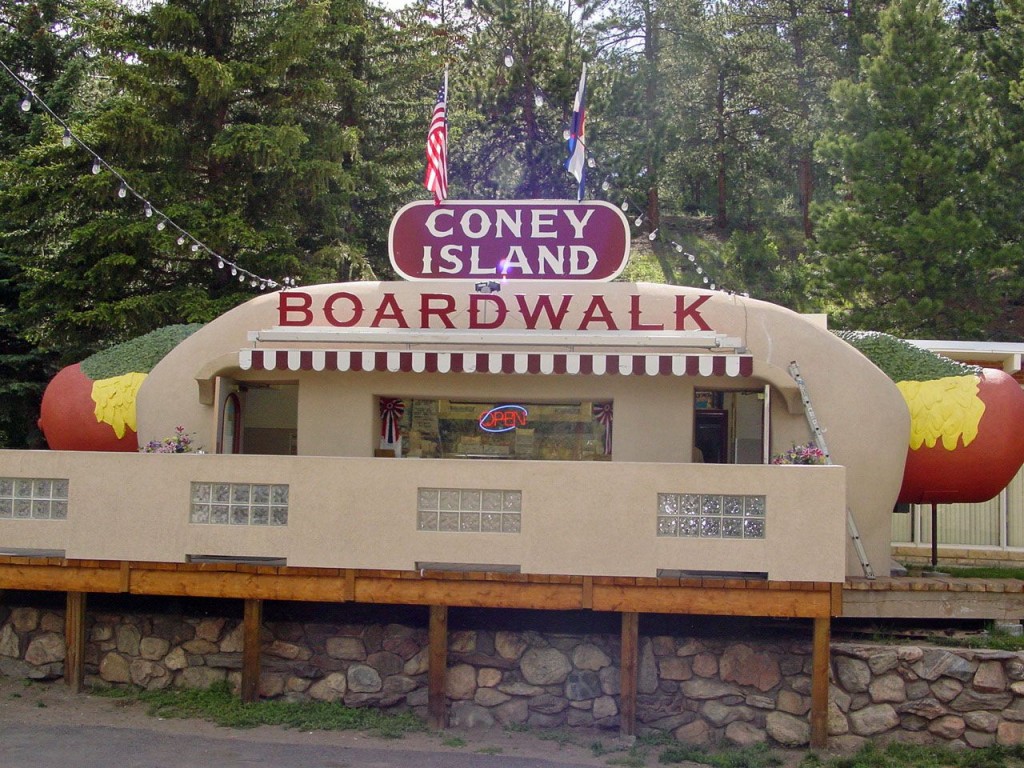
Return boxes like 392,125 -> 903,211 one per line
379,398 -> 405,444
593,402 -> 613,455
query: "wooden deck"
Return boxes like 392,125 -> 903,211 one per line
843,575 -> 1024,621
0,555 -> 838,747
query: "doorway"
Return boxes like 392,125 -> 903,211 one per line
693,389 -> 769,464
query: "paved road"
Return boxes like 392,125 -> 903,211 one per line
0,720 -> 615,768
0,678 -> 629,768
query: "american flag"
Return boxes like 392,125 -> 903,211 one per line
424,70 -> 448,205
565,63 -> 587,202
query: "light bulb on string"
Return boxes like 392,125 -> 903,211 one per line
563,128 -> 570,141
504,49 -> 514,67
534,89 -> 544,108
634,216 -> 643,227
156,219 -> 166,231
177,235 -> 186,246
62,128 -> 72,147
191,243 -> 200,252
231,267 -> 237,276
238,274 -> 245,283
91,158 -> 101,175
19,96 -> 31,112
648,229 -> 658,242
601,179 -> 610,191
702,276 -> 709,284
710,283 -> 716,290
688,254 -> 696,262
675,244 -> 683,253
117,182 -> 127,199
587,156 -> 596,168
620,201 -> 628,211
217,260 -> 225,269
696,266 -> 703,274
250,279 -> 258,288
144,202 -> 153,218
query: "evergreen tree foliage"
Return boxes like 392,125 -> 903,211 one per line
455,0 -> 583,199
1,0 -> 372,363
814,0 -> 998,337
2,0 -> 1024,452
0,0 -> 113,447
963,0 -> 1024,339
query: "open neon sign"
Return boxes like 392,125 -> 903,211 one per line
478,405 -> 529,433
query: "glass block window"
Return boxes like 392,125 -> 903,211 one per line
417,487 -> 521,533
190,483 -> 289,526
0,477 -> 69,520
657,493 -> 765,539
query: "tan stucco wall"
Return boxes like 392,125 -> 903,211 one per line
135,281 -> 910,577
0,450 -> 846,582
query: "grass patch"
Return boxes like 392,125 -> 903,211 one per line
606,755 -> 646,767
536,728 -> 580,748
92,682 -> 425,738
938,566 -> 1024,580
799,742 -> 1024,768
441,735 -> 467,748
476,746 -> 503,755
660,743 -> 782,767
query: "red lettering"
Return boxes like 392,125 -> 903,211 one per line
515,294 -> 573,330
578,295 -> 618,331
371,293 -> 410,328
420,293 -> 457,329
323,292 -> 363,327
469,294 -> 508,329
674,295 -> 712,331
479,406 -> 528,431
629,294 -> 663,331
278,292 -> 313,326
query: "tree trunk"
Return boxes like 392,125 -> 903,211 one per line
715,69 -> 728,230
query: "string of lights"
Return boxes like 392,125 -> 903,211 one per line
592,165 -> 724,292
7,51 -> 723,296
1,58 -> 295,292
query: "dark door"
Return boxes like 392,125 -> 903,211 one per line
694,410 -> 728,464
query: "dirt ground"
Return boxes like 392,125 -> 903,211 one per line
0,677 -> 816,768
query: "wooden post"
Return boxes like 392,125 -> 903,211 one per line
64,591 -> 87,694
931,502 -> 939,568
240,598 -> 263,703
620,611 -> 639,738
428,604 -> 448,729
810,616 -> 830,748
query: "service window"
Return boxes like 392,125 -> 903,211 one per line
693,389 -> 768,464
389,399 -> 612,460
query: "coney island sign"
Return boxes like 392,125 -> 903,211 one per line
388,200 -> 630,281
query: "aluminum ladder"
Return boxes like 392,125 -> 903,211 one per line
788,361 -> 876,579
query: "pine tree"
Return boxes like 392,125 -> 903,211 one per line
814,0 -> 997,337
0,0 -> 114,446
1,0 -> 373,361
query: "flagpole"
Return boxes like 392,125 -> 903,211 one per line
565,63 -> 587,202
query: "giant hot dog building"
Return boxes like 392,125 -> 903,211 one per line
5,198 -> 987,743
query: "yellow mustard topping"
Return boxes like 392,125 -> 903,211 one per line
90,372 -> 148,439
896,375 -> 985,451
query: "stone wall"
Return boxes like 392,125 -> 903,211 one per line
2,603 -> 1024,749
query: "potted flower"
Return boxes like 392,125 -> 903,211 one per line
139,426 -> 203,454
771,441 -> 827,465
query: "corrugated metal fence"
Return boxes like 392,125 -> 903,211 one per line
892,466 -> 1024,554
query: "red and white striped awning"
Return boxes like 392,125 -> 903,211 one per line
239,349 -> 753,377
